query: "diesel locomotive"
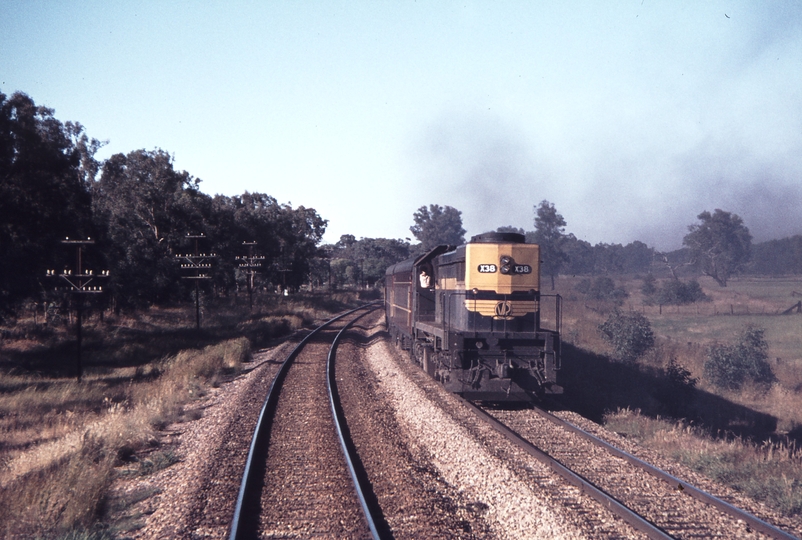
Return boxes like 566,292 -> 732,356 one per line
385,232 -> 562,401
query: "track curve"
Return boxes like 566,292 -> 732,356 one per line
229,304 -> 380,539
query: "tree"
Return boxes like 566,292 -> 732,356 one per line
621,241 -> 654,273
641,274 -> 657,296
410,204 -> 465,250
683,209 -> 752,287
328,236 -> 411,289
576,276 -> 628,305
527,200 -> 568,290
208,192 -> 327,293
747,235 -> 802,275
92,149 -> 207,307
592,243 -> 626,275
562,234 -> 594,275
653,279 -> 709,305
0,91 -> 94,315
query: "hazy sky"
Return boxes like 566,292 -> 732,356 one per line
2,1 -> 801,250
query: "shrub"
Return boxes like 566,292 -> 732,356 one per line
640,274 -> 657,296
576,276 -> 628,305
598,310 -> 655,363
653,279 -> 709,305
656,357 -> 698,417
704,325 -> 776,391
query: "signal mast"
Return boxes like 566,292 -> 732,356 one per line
175,233 -> 216,330
236,241 -> 265,312
45,237 -> 109,381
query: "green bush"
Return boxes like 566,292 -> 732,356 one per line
656,358 -> 698,417
598,310 -> 655,363
704,325 -> 776,391
654,279 -> 709,305
576,276 -> 628,305
640,274 -> 657,296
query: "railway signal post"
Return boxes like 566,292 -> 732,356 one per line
236,241 -> 265,312
45,238 -> 109,381
175,233 -> 216,330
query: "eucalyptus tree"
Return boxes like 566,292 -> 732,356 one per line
210,192 -> 327,292
529,200 -> 568,290
328,235 -> 411,288
92,148 -> 208,307
683,209 -> 751,287
410,204 -> 466,251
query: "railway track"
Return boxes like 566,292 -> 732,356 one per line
477,404 -> 799,540
137,309 -> 799,538
229,303 -> 383,539
371,333 -> 802,538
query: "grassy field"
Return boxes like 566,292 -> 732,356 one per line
554,274 -> 802,519
0,291 -> 364,539
644,277 -> 802,365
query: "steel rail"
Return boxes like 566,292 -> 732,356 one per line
228,303 -> 377,540
327,304 -> 388,540
529,405 -> 799,540
465,401 -> 674,540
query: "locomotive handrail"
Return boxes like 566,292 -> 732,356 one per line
539,293 -> 562,336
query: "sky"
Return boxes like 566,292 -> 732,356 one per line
2,1 -> 801,250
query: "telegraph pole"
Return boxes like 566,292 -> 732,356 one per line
46,238 -> 109,381
175,233 -> 215,330
236,241 -> 265,312
275,244 -> 292,296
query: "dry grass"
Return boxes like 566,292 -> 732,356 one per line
0,336 -> 250,537
605,408 -> 802,517
0,291 -> 360,538
553,274 -> 802,518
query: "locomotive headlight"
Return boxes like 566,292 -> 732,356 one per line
500,255 -> 514,275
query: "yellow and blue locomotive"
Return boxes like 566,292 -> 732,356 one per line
385,232 -> 562,401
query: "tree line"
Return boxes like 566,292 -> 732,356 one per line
3,89 -> 797,318
0,91 -> 326,317
518,202 -> 762,290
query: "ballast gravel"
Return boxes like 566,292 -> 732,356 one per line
363,340 -> 585,540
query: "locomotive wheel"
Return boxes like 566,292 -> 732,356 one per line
412,341 -> 424,367
413,342 -> 435,376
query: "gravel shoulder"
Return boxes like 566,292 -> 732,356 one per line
107,340 -> 295,539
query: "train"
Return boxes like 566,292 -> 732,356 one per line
385,232 -> 562,401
